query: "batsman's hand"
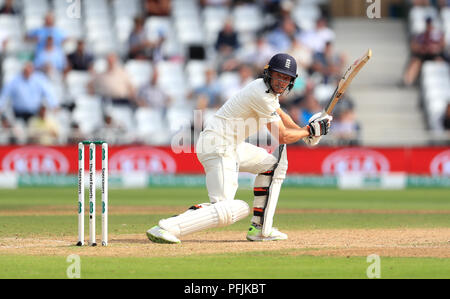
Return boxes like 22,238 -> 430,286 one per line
307,112 -> 332,137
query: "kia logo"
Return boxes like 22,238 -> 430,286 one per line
109,147 -> 176,174
2,147 -> 69,174
322,148 -> 390,175
430,150 -> 450,176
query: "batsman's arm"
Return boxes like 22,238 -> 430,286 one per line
277,108 -> 302,130
267,109 -> 310,144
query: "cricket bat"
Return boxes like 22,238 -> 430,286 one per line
323,49 -> 372,116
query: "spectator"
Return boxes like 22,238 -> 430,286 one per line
266,17 -> 300,52
0,0 -> 18,15
443,103 -> 450,130
298,92 -> 322,126
192,68 -> 222,109
94,113 -> 127,144
27,105 -> 60,145
89,53 -> 137,107
0,62 -> 59,123
0,31 -> 8,55
137,67 -> 172,115
299,17 -> 335,53
438,0 -> 450,8
200,0 -> 231,7
215,19 -> 240,52
287,36 -> 313,72
0,114 -> 19,144
67,121 -> 84,144
261,0 -> 283,21
242,34 -> 276,72
312,41 -> 345,84
402,17 -> 446,87
26,12 -> 67,56
144,0 -> 171,17
128,16 -> 163,61
66,40 -> 94,73
330,108 -> 360,145
221,64 -> 255,100
34,36 -> 67,75
215,45 -> 241,73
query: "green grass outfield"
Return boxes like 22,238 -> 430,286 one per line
0,187 -> 449,279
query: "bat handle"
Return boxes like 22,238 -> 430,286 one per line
320,110 -> 329,118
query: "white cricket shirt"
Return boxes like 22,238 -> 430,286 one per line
198,78 -> 281,152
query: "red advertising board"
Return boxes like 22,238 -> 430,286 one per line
0,145 -> 449,176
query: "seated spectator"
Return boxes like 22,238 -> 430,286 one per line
297,93 -> 322,126
26,12 -> 67,57
27,105 -> 60,145
128,16 -> 164,61
34,36 -> 67,75
312,41 -> 345,84
144,0 -> 171,17
299,17 -> 335,53
137,67 -> 172,115
438,0 -> 450,8
261,0 -> 284,22
0,62 -> 59,123
221,64 -> 255,101
67,121 -> 85,144
266,17 -> 300,52
287,36 -> 313,72
0,0 -> 18,14
330,108 -> 360,146
0,31 -> 8,55
215,45 -> 241,73
402,17 -> 446,87
200,0 -> 231,7
0,114 -> 19,144
192,68 -> 222,109
443,103 -> 450,130
66,40 -> 94,73
94,113 -> 127,144
215,19 -> 240,52
89,53 -> 137,107
242,34 -> 276,72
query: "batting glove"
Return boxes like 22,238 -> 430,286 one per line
307,114 -> 332,137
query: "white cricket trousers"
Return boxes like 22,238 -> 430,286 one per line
197,139 -> 278,204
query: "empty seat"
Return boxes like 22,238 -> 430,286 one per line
0,15 -> 22,38
166,107 -> 193,133
115,17 -> 134,45
66,71 -> 92,98
232,4 -> 263,33
314,83 -> 336,104
56,18 -> 84,40
112,0 -> 141,18
72,95 -> 104,134
135,107 -> 164,132
23,0 -> 49,17
107,106 -> 135,131
144,16 -> 173,41
124,60 -> 153,88
185,60 -> 207,89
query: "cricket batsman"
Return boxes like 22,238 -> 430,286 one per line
147,53 -> 332,243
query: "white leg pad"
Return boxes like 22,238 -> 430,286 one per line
262,145 -> 288,237
159,200 -> 250,237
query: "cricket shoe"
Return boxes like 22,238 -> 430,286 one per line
146,226 -> 181,244
246,224 -> 288,242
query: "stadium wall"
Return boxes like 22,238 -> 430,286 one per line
0,145 -> 448,189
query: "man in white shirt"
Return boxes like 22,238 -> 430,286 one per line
147,53 -> 332,244
299,18 -> 335,53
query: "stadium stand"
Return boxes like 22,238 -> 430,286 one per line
0,0 -> 448,146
